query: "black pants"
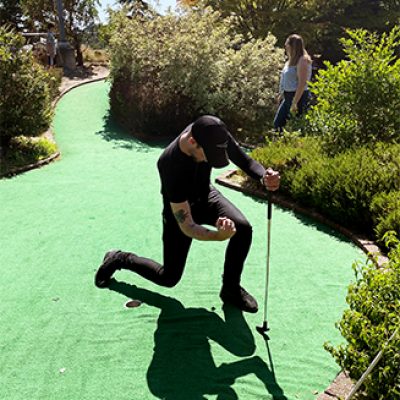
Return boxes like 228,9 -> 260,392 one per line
117,188 -> 253,288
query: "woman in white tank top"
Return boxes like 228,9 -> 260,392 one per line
273,34 -> 312,131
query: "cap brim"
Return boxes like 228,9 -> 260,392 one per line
205,147 -> 229,168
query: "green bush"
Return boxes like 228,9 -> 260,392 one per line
290,143 -> 400,232
4,136 -> 57,169
108,8 -> 283,140
324,233 -> 400,399
46,67 -> 63,100
306,27 -> 400,154
250,134 -> 324,195
0,27 -> 52,150
249,138 -> 400,236
371,191 -> 400,246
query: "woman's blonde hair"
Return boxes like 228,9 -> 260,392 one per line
286,34 -> 311,66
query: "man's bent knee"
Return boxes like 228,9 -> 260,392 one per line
160,273 -> 182,288
235,220 -> 253,237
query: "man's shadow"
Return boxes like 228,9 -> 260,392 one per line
109,280 -> 287,400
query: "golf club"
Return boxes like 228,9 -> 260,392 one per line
256,191 -> 273,338
345,327 -> 398,400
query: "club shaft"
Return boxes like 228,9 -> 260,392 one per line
263,195 -> 272,324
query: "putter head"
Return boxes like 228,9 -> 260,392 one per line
256,321 -> 270,340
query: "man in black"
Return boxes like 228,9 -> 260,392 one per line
95,115 -> 280,313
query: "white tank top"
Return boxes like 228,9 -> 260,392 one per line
279,62 -> 312,93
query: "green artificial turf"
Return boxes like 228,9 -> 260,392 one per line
0,81 -> 364,400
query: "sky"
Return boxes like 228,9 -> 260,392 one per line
98,0 -> 178,22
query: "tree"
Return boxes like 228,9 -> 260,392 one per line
21,0 -> 100,66
63,0 -> 100,65
0,0 -> 23,29
188,0 -> 400,62
305,0 -> 400,61
117,0 -> 158,18
177,0 -> 198,7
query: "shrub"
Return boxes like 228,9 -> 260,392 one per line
290,143 -> 400,232
108,8 -> 283,141
46,67 -> 63,100
4,136 -> 57,168
324,232 -> 400,399
371,191 -> 400,246
0,27 -> 52,151
249,134 -> 324,195
306,27 -> 400,154
249,138 -> 400,235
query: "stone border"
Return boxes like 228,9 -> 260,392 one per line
216,170 -> 388,266
0,151 -> 61,178
54,73 -> 109,107
215,169 -> 389,399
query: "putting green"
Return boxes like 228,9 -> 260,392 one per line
0,81 -> 364,400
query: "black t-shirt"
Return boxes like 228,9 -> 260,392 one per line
157,126 -> 266,205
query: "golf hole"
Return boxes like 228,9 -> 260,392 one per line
124,299 -> 142,308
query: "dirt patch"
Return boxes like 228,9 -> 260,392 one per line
58,64 -> 109,97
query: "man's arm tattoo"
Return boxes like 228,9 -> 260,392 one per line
189,222 -> 210,233
174,209 -> 189,224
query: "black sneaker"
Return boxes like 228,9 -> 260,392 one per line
220,285 -> 258,313
95,250 -> 121,288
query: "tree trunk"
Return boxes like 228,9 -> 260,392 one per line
73,36 -> 84,66
0,135 -> 11,161
75,45 -> 84,66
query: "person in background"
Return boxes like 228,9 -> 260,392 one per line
274,34 -> 312,132
46,23 -> 57,68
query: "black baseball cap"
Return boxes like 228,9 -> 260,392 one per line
191,115 -> 229,168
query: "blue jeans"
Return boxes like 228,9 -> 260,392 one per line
273,90 -> 310,132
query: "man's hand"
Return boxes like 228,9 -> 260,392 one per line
261,168 -> 280,191
215,217 -> 236,241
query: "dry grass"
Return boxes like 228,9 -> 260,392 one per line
82,47 -> 109,65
